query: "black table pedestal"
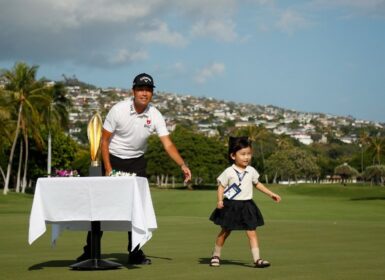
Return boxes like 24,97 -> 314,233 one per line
70,165 -> 122,270
69,221 -> 122,270
70,258 -> 122,270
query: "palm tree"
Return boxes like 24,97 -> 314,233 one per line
0,91 -> 15,186
367,136 -> 385,165
358,130 -> 371,170
39,82 -> 71,176
276,135 -> 293,150
2,62 -> 49,194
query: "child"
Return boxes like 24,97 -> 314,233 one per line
209,136 -> 281,268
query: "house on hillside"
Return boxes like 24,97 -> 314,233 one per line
290,133 -> 313,145
273,126 -> 289,135
340,135 -> 358,144
235,121 -> 255,128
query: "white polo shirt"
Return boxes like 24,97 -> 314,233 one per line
103,97 -> 169,159
217,164 -> 260,200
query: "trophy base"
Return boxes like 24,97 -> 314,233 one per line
89,165 -> 103,176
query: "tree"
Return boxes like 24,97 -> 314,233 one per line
145,135 -> 175,186
334,163 -> 359,186
0,91 -> 14,186
309,140 -> 360,179
145,126 -> 227,187
363,165 -> 385,186
265,151 -> 296,183
1,62 -> 50,194
265,147 -> 320,184
71,121 -> 89,144
39,82 -> 71,176
310,132 -> 323,143
367,136 -> 385,165
28,129 -> 78,180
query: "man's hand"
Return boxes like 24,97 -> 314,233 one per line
159,135 -> 192,183
181,164 -> 192,183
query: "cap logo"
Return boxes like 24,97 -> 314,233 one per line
140,77 -> 152,83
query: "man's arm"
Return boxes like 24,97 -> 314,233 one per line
159,135 -> 192,182
101,128 -> 113,176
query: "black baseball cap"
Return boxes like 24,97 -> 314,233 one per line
132,73 -> 155,88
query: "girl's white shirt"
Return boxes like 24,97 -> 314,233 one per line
217,164 -> 260,200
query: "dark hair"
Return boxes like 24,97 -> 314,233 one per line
228,136 -> 252,163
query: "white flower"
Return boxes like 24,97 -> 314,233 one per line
110,171 -> 136,177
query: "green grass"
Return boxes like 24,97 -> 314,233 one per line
1,184 -> 385,280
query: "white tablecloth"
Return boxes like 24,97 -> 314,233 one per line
28,176 -> 157,250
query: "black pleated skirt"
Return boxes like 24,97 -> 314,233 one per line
209,199 -> 265,230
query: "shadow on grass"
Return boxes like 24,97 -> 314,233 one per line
198,257 -> 253,268
29,260 -> 75,270
28,253 -> 173,271
146,255 -> 173,261
350,197 -> 385,201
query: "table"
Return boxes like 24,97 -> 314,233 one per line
28,176 -> 157,269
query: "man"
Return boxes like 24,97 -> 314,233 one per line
78,73 -> 192,264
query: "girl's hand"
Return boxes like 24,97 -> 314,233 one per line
217,200 -> 224,209
271,193 -> 281,203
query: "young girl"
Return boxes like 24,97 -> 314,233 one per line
209,136 -> 281,268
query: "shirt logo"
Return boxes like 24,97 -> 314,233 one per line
144,119 -> 152,128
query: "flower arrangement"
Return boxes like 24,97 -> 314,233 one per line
109,170 -> 136,177
54,169 -> 79,177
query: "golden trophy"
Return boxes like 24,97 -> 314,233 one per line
87,112 -> 103,176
